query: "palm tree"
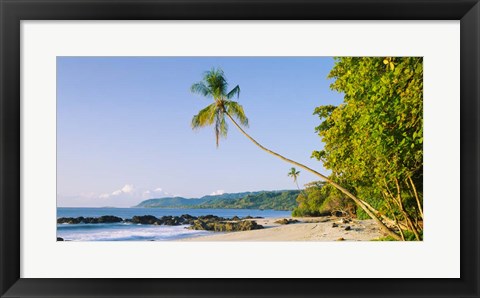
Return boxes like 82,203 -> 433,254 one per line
190,68 -> 401,240
288,167 -> 308,200
288,167 -> 300,186
190,68 -> 247,147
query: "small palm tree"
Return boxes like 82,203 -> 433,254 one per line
287,167 -> 302,191
288,167 -> 300,186
190,68 -> 401,240
288,167 -> 307,199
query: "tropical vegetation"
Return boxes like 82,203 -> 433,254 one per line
292,181 -> 356,217
135,190 -> 300,210
309,57 -> 423,240
190,59 -> 423,241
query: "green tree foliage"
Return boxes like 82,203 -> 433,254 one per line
312,57 -> 423,240
136,190 -> 300,211
191,67 -> 403,240
292,181 -> 355,217
200,190 -> 299,210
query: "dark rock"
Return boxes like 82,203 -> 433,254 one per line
57,215 -> 122,224
181,214 -> 197,222
199,215 -> 225,221
82,217 -> 98,223
332,223 -> 339,228
167,216 -> 181,225
234,220 -> 264,231
345,226 -> 351,231
131,215 -> 161,225
161,215 -> 182,226
97,215 -> 123,223
188,219 -> 263,232
57,237 -> 64,241
57,217 -> 84,224
182,216 -> 197,225
183,214 -> 195,218
274,218 -> 299,225
189,219 -> 210,230
336,237 -> 345,241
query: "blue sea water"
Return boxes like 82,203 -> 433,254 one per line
57,207 -> 291,241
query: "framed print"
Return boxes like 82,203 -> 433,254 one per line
0,0 -> 479,297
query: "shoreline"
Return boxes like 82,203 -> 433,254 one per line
57,212 -> 384,241
181,216 -> 383,241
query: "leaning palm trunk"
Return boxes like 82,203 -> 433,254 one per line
225,112 -> 402,241
295,181 -> 309,200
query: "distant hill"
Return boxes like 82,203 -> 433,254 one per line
134,190 -> 300,211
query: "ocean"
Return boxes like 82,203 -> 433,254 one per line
57,207 -> 291,241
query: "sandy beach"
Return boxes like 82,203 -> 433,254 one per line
182,216 -> 384,241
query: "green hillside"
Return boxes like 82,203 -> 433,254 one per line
135,190 -> 299,211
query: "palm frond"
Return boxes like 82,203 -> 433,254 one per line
288,167 -> 300,182
192,103 -> 217,129
203,67 -> 225,83
226,85 -> 240,99
225,101 -> 249,127
190,82 -> 211,98
219,113 -> 228,138
204,68 -> 228,99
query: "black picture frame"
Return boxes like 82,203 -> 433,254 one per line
1,0 -> 479,297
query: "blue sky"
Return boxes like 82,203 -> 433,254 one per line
57,57 -> 344,207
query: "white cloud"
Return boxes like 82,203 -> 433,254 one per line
210,189 -> 225,196
59,184 -> 182,208
121,184 -> 134,193
111,184 -> 135,196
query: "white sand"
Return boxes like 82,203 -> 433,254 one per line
181,216 -> 384,241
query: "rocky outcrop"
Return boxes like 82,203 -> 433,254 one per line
57,214 -> 263,232
95,215 -> 124,223
57,215 -> 123,224
189,219 -> 263,232
242,215 -> 263,219
274,218 -> 299,225
128,215 -> 162,225
57,217 -> 84,224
